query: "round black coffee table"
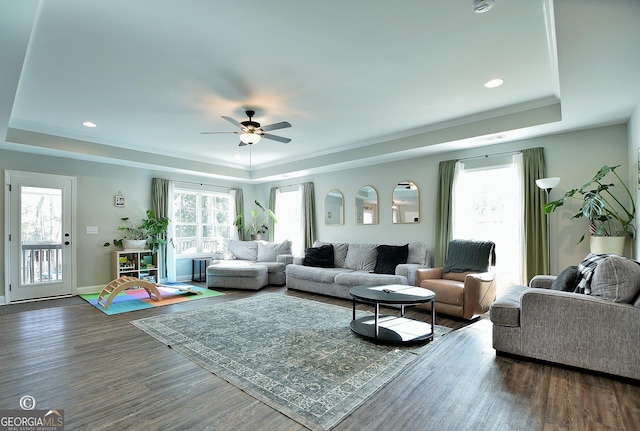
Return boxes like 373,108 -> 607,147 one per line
349,284 -> 435,344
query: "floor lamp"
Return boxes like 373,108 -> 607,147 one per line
536,177 -> 560,273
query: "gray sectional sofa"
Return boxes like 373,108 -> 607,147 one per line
286,241 -> 430,300
206,240 -> 293,290
490,254 -> 640,380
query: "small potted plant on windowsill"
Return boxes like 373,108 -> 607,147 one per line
544,165 -> 636,254
104,209 -> 170,252
233,200 -> 277,241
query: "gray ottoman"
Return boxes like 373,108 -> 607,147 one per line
206,261 -> 269,290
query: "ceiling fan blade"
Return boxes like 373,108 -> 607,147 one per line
262,133 -> 291,143
221,115 -> 242,128
261,121 -> 292,132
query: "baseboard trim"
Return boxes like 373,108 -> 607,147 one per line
77,285 -> 103,295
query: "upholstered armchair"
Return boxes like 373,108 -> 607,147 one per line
416,239 -> 497,320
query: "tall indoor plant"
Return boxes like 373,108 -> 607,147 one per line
233,200 -> 277,240
544,165 -> 636,253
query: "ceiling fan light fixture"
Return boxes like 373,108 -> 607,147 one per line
239,132 -> 262,145
473,0 -> 495,13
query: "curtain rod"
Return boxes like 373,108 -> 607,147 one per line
173,180 -> 231,191
457,150 -> 522,162
277,182 -> 306,190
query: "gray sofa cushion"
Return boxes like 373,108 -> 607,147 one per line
228,240 -> 258,261
407,241 -> 428,265
334,271 -> 406,287
286,264 -> 350,284
344,243 -> 377,271
591,255 -> 640,303
313,240 -> 348,267
257,240 -> 291,262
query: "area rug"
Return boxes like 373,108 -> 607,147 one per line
80,282 -> 223,315
131,293 -> 450,431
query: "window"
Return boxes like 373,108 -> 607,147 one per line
452,154 -> 524,284
274,186 -> 303,256
172,187 -> 233,256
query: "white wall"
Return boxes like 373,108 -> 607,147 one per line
0,122 -> 630,294
0,151 -> 244,293
257,124 -> 630,275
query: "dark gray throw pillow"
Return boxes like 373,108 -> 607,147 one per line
374,244 -> 409,275
551,266 -> 580,292
303,244 -> 334,268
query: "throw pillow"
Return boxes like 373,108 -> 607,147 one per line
550,266 -> 580,292
257,240 -> 292,262
344,243 -> 378,272
303,244 -> 334,268
590,255 -> 640,303
313,240 -> 348,267
374,244 -> 409,274
227,240 -> 258,261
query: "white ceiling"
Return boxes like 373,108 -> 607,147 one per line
2,0 -> 639,182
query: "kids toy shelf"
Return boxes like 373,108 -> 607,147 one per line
112,250 -> 158,283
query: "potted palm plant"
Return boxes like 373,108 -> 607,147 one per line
233,200 -> 277,240
544,165 -> 636,254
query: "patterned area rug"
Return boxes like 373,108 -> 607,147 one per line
132,293 -> 450,431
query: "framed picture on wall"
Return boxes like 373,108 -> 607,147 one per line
115,193 -> 126,208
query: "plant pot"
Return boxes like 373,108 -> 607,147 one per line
589,236 -> 625,256
250,234 -> 263,241
122,239 -> 148,250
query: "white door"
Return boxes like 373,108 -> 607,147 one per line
6,171 -> 75,302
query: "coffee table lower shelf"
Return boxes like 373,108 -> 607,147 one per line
350,315 -> 434,344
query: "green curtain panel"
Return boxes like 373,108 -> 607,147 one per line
151,178 -> 169,280
268,187 -> 277,242
231,188 -> 244,240
522,147 -> 547,281
302,182 -> 316,249
434,160 -> 457,267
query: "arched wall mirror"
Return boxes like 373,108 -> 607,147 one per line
324,189 -> 344,225
355,186 -> 378,225
392,181 -> 420,223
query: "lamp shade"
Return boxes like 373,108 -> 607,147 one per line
535,177 -> 560,191
240,132 -> 262,145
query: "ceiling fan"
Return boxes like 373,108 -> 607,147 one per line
201,110 -> 292,146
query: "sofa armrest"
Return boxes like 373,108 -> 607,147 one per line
277,254 -> 294,265
416,267 -> 444,285
529,275 -> 555,289
462,272 -> 497,318
519,288 -> 640,377
396,263 -> 430,286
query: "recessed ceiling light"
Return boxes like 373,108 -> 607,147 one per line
484,78 -> 504,89
82,121 -> 97,128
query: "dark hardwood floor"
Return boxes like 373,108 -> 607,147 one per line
1,285 -> 638,431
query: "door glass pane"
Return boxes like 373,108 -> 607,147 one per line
21,186 -> 63,285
